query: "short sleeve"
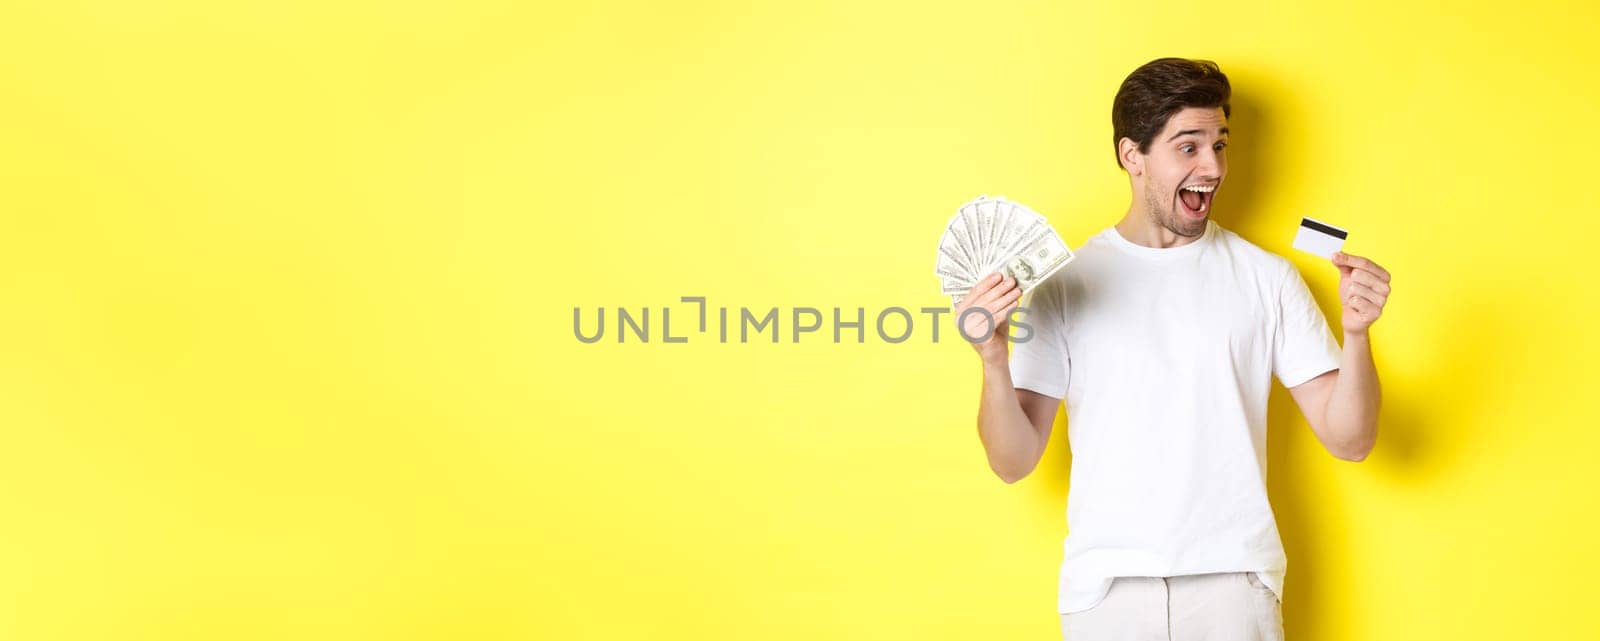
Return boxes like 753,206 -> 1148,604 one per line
1273,262 -> 1342,388
1008,274 -> 1069,399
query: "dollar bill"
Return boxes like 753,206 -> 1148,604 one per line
997,227 -> 1073,291
934,194 -> 1074,304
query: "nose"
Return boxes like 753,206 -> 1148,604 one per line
1196,147 -> 1224,180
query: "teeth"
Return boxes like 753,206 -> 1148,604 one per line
1181,185 -> 1215,192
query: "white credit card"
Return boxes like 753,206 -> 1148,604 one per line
1292,216 -> 1347,258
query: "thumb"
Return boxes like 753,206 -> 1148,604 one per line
1331,251 -> 1353,277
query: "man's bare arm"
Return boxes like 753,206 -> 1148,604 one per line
953,272 -> 1061,483
1288,251 -> 1391,462
978,365 -> 1060,483
1289,338 -> 1379,461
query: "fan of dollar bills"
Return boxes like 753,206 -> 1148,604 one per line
935,195 -> 1075,304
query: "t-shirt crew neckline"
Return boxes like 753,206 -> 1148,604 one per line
1105,219 -> 1217,260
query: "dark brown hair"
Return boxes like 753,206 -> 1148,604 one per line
1111,58 -> 1231,169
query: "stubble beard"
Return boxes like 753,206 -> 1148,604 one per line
1143,182 -> 1207,239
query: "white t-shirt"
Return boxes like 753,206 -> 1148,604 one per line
1008,219 -> 1341,614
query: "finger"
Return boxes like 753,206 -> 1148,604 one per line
954,274 -> 1002,311
1348,298 -> 1373,320
986,284 -> 1023,314
971,275 -> 1017,307
994,299 -> 1021,329
973,290 -> 1022,330
1343,287 -> 1384,310
1331,253 -> 1353,277
961,272 -> 1005,306
1336,252 -> 1389,282
1347,282 -> 1387,308
1349,269 -> 1392,295
1344,290 -> 1377,317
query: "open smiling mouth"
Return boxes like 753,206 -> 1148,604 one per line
1178,184 -> 1215,218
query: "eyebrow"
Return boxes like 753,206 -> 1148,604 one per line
1165,127 -> 1230,142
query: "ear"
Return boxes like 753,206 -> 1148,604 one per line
1117,137 -> 1143,176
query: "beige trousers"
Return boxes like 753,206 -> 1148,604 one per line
1059,572 -> 1284,641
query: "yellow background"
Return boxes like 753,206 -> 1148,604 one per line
3,1 -> 1597,639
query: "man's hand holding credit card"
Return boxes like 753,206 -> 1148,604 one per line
1292,216 -> 1392,334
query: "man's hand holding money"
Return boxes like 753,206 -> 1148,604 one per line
934,195 -> 1073,363
954,272 -> 1022,363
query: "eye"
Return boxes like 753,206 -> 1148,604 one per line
1214,142 -> 1228,152
1181,144 -> 1196,153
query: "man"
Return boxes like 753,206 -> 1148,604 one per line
955,58 -> 1391,640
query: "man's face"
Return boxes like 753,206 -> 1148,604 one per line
1130,106 -> 1229,238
